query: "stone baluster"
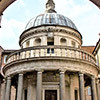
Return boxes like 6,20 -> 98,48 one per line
79,73 -> 85,100
59,69 -> 66,100
91,76 -> 97,100
17,74 -> 23,100
5,76 -> 11,100
36,69 -> 43,100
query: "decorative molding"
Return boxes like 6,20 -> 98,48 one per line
19,26 -> 82,45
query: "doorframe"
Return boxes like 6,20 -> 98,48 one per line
42,84 -> 59,100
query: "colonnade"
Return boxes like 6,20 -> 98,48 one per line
2,70 -> 100,100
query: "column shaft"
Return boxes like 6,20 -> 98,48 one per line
36,71 -> 42,100
91,77 -> 97,100
96,80 -> 100,100
5,76 -> 11,100
1,79 -> 6,100
17,74 -> 23,100
60,71 -> 65,100
79,73 -> 85,100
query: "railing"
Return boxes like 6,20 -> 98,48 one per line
6,46 -> 96,65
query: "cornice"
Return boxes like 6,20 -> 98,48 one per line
19,26 -> 82,46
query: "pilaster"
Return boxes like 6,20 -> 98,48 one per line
27,78 -> 32,100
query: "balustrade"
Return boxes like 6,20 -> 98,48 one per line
6,46 -> 96,65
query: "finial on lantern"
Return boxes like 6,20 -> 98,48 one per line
45,0 -> 56,13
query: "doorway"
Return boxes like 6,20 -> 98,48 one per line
45,90 -> 57,100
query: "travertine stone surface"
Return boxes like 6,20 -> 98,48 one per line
59,70 -> 65,100
5,76 -> 11,100
1,79 -> 6,100
36,71 -> 43,100
79,73 -> 85,100
17,74 -> 23,100
91,76 -> 97,100
4,59 -> 98,78
96,80 -> 100,100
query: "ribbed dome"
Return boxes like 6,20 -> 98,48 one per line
25,13 -> 78,30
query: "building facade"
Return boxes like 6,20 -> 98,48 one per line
0,46 -> 16,100
93,38 -> 100,67
0,0 -> 100,100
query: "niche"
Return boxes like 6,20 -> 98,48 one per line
60,38 -> 67,46
26,41 -> 30,47
35,38 -> 41,46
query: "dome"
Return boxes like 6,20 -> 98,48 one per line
25,13 -> 78,30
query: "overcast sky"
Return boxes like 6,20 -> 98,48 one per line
0,0 -> 100,49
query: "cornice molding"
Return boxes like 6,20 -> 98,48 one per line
19,26 -> 82,46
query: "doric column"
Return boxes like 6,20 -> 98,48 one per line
59,69 -> 66,100
17,74 -> 23,100
91,76 -> 97,100
79,73 -> 85,100
27,78 -> 32,100
96,80 -> 100,100
2,79 -> 6,100
5,76 -> 11,100
36,70 -> 43,100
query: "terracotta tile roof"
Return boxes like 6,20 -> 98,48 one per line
81,46 -> 95,54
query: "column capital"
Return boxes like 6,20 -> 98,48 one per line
35,68 -> 44,73
18,73 -> 24,76
79,72 -> 84,77
91,76 -> 96,80
59,68 -> 66,73
3,79 -> 6,83
7,76 -> 11,80
96,79 -> 99,84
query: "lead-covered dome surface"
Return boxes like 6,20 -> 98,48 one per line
25,13 -> 78,30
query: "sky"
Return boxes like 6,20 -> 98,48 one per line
0,0 -> 100,49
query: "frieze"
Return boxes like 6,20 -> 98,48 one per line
3,59 -> 98,78
19,26 -> 82,45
